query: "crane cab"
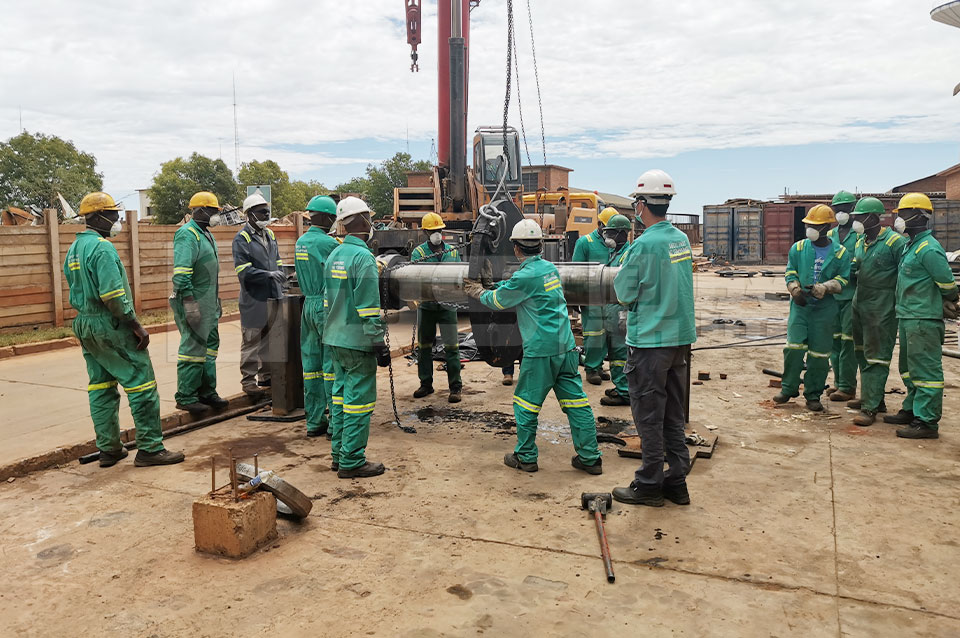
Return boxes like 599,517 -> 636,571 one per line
472,126 -> 523,198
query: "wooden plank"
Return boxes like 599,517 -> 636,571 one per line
0,311 -> 53,328
47,217 -> 63,326
0,244 -> 56,256
0,303 -> 52,319
0,284 -> 49,298
128,218 -> 142,314
0,292 -> 53,307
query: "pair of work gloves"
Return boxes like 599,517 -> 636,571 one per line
463,260 -> 495,300
786,279 -> 842,307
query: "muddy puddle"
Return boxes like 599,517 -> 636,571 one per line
412,406 -> 516,432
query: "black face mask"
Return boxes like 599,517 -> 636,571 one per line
88,210 -> 120,237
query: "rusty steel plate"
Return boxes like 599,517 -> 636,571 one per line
235,463 -> 313,519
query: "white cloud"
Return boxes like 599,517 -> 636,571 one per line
1,0 -> 959,201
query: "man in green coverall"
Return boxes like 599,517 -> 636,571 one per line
598,214 -> 633,407
825,190 -> 860,403
610,169 -> 697,507
323,196 -> 392,478
171,191 -> 228,415
65,192 -> 184,467
773,204 -> 852,412
411,212 -> 462,403
295,195 -> 340,437
846,197 -> 906,426
882,193 -> 959,439
464,219 -> 602,475
571,207 -> 618,385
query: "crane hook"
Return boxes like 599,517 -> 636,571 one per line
405,0 -> 422,73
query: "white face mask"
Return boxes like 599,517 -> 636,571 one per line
429,232 -> 442,245
255,218 -> 272,230
805,227 -> 820,242
604,237 -> 617,249
851,220 -> 865,235
207,214 -> 222,227
894,217 -> 907,234
835,212 -> 850,226
109,220 -> 122,237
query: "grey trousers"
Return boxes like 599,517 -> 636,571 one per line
240,326 -> 271,388
624,345 -> 691,488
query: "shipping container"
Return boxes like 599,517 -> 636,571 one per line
703,205 -> 732,260
931,199 -> 960,252
732,205 -> 762,264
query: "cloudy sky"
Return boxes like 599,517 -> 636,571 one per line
2,0 -> 960,215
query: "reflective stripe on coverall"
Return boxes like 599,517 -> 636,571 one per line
64,230 -> 163,453
171,219 -> 221,405
602,240 -> 631,396
479,256 -> 601,465
782,239 -> 853,401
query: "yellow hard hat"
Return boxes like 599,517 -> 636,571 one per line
78,192 -> 122,216
598,207 -> 618,225
894,192 -> 933,213
421,212 -> 445,230
188,191 -> 219,209
801,204 -> 836,225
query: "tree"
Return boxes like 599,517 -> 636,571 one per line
288,179 -> 330,211
237,160 -> 301,217
0,131 -> 103,213
148,153 -> 241,224
336,152 -> 432,218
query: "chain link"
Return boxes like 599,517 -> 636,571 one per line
526,0 -> 547,165
512,35 -> 532,167
503,0 -> 514,171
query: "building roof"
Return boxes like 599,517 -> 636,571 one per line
525,164 -> 573,173
937,162 -> 960,178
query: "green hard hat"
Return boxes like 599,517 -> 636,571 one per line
605,214 -> 632,230
306,195 -> 336,214
832,190 -> 856,207
852,197 -> 885,216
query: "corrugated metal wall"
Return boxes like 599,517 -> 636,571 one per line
703,205 -> 732,259
732,205 -> 762,264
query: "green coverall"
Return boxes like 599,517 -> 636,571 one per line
479,256 -> 601,466
782,239 -> 852,401
171,219 -> 221,405
827,227 -> 859,395
323,235 -> 385,470
601,240 -> 632,396
295,227 -> 341,434
895,230 -> 958,427
851,228 -> 906,413
64,230 -> 164,453
571,229 -> 610,373
411,241 -> 463,390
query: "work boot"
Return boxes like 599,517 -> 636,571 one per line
772,392 -> 794,404
99,447 -> 129,468
600,392 -> 630,406
330,461 -> 339,471
600,369 -> 611,381
413,384 -> 434,399
134,448 -> 185,467
503,452 -> 538,473
199,394 -> 229,410
663,482 -> 691,505
571,455 -> 602,475
448,388 -> 462,403
176,401 -> 210,415
853,411 -> 876,427
846,398 -> 861,410
896,420 -> 939,440
585,369 -> 602,386
257,378 -> 272,387
883,409 -> 914,425
605,387 -> 621,398
829,390 -> 854,402
502,374 -> 514,386
243,385 -> 266,401
612,484 -> 664,507
338,461 -> 386,478
806,399 -> 824,412
307,427 -> 328,438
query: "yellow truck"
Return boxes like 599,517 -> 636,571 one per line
521,190 -> 607,238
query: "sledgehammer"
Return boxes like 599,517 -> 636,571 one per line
581,492 -> 615,583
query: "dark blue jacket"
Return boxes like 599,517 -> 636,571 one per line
232,223 -> 283,329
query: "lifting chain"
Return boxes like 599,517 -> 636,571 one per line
526,0 -> 547,165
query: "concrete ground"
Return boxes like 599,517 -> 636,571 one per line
2,277 -> 959,636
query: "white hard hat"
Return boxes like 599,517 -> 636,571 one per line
630,169 -> 676,204
242,191 -> 269,213
335,196 -> 372,223
510,218 -> 544,242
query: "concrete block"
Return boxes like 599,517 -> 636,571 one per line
192,490 -> 278,558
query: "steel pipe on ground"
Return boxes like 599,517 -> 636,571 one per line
380,262 -> 621,308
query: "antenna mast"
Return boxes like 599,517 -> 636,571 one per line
232,74 -> 240,174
